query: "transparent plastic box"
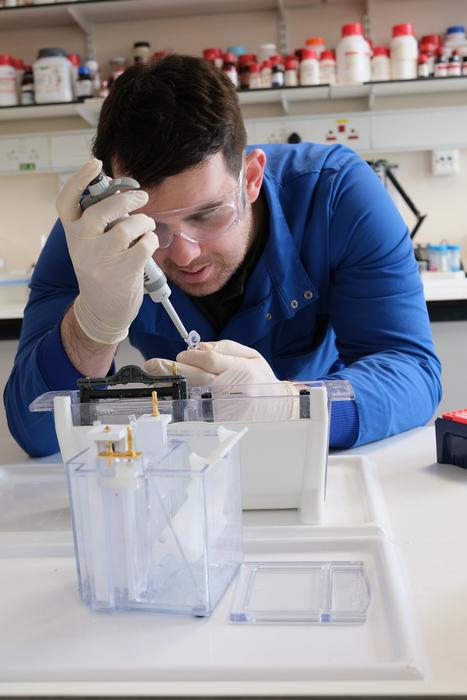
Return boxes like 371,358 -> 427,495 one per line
66,426 -> 245,616
32,378 -> 353,524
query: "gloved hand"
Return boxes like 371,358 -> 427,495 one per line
144,340 -> 301,422
56,159 -> 158,345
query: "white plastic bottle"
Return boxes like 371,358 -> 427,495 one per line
284,57 -> 298,87
305,37 -> 326,59
371,46 -> 390,81
0,53 -> 18,106
248,63 -> 262,89
33,48 -> 74,104
258,43 -> 277,63
319,50 -> 336,84
443,25 -> 467,56
300,49 -> 320,86
390,24 -> 418,80
336,23 -> 371,84
260,59 -> 272,88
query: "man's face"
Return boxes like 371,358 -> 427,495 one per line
139,152 -> 259,297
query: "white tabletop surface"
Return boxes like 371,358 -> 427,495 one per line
1,425 -> 467,697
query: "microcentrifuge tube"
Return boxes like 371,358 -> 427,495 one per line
186,329 -> 201,350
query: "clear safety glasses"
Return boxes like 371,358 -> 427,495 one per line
150,159 -> 246,249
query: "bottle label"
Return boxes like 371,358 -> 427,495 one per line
35,63 -> 72,101
0,75 -> 17,106
341,51 -> 370,82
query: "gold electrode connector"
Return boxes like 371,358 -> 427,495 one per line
151,390 -> 159,417
98,425 -> 142,460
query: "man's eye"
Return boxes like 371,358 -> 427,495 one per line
188,209 -> 219,224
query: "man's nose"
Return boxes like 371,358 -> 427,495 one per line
167,231 -> 202,267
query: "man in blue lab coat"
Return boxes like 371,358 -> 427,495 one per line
4,55 -> 441,457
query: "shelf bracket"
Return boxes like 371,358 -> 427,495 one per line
67,6 -> 96,61
368,85 -> 375,110
277,0 -> 289,56
280,90 -> 290,115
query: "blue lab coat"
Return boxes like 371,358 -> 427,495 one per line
4,143 -> 441,456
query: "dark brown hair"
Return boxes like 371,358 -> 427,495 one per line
93,54 -> 247,187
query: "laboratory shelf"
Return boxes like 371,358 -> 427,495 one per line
0,0 -> 341,30
2,76 -> 467,126
0,102 -> 79,121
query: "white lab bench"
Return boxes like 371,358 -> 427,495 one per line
0,425 -> 466,697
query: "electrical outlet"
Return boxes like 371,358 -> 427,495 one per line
0,136 -> 49,173
432,149 -> 459,176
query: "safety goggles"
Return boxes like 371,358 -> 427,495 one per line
149,159 -> 246,249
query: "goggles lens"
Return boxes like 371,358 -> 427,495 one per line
151,158 -> 246,249
154,201 -> 241,248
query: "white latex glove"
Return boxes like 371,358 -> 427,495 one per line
144,340 -> 300,421
56,159 -> 158,345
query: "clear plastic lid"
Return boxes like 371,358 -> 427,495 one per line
230,560 -> 370,624
30,379 -> 354,426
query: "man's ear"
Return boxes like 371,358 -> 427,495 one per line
245,149 -> 266,204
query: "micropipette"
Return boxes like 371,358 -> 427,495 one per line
81,172 -> 200,348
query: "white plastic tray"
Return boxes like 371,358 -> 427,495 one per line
0,535 -> 424,684
244,455 -> 389,536
0,455 -> 388,553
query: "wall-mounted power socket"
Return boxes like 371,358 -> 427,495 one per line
432,149 -> 460,176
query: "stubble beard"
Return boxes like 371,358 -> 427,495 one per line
161,205 -> 255,298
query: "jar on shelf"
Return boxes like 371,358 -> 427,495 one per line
222,52 -> 238,87
67,53 -> 80,86
20,65 -> 34,105
300,48 -> 319,85
76,65 -> 92,101
108,56 -> 126,87
390,23 -> 418,80
443,25 -> 467,56
418,40 -> 437,75
271,60 -> 285,88
371,46 -> 390,81
238,54 -> 255,89
319,50 -> 336,85
227,45 -> 246,59
258,43 -> 277,63
203,48 -> 223,69
417,54 -> 430,78
85,59 -> 101,95
305,36 -> 325,59
10,56 -> 24,100
284,57 -> 298,87
248,63 -> 262,89
260,59 -> 272,88
33,48 -> 74,104
447,244 -> 462,271
133,41 -> 151,65
336,23 -> 371,84
447,51 -> 462,76
428,244 -> 449,271
434,49 -> 448,77
0,54 -> 18,106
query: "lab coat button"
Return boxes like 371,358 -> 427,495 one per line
266,312 -> 272,320
304,290 -> 313,300
291,300 -> 299,309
